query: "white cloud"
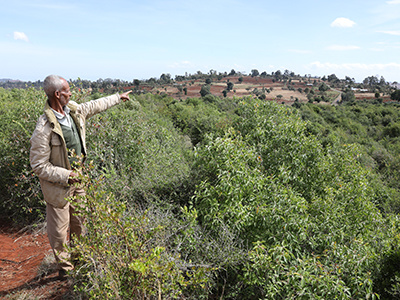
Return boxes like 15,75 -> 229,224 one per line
331,17 -> 356,28
326,45 -> 360,51
377,30 -> 400,36
387,0 -> 400,4
13,32 -> 29,42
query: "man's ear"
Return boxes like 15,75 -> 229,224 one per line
54,90 -> 61,99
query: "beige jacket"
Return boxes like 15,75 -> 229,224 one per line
30,94 -> 121,208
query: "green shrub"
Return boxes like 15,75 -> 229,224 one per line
69,162 -> 212,299
192,97 -> 397,298
296,102 -> 400,214
86,96 -> 195,207
0,88 -> 46,224
166,98 -> 232,145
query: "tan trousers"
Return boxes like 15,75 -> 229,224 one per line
46,185 -> 85,271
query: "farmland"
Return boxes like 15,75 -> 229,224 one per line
139,75 -> 391,105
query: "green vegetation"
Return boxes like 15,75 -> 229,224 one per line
2,81 -> 400,298
295,101 -> 400,215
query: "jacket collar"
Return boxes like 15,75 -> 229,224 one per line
44,101 -> 58,128
44,101 -> 69,137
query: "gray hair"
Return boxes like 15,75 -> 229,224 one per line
43,75 -> 64,98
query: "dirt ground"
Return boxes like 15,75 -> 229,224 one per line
0,219 -> 71,299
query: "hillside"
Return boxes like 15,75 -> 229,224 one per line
1,73 -> 394,105
131,75 -> 393,105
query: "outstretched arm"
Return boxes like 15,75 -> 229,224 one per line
79,90 -> 133,119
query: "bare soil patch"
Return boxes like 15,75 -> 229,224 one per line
0,219 -> 71,299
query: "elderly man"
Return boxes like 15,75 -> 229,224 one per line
30,75 -> 131,280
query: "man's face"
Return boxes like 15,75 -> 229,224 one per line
59,79 -> 71,107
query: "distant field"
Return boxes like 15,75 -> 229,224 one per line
148,75 -> 390,104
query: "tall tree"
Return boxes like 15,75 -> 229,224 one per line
160,73 -> 172,83
327,74 -> 339,83
274,70 -> 282,81
251,69 -> 259,77
363,76 -> 378,86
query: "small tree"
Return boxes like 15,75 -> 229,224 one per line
341,88 -> 355,103
200,85 -> 211,97
391,90 -> 400,101
177,85 -> 183,94
251,69 -> 259,77
319,83 -> 330,92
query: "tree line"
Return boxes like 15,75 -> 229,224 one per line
1,69 -> 397,96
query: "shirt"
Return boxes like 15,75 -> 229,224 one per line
51,106 -> 72,128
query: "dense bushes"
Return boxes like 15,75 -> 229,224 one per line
0,88 -> 47,223
2,87 -> 400,298
296,101 -> 400,214
68,162 -> 213,299
193,98 -> 397,298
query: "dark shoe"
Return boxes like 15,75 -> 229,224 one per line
58,269 -> 68,281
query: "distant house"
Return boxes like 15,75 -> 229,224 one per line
351,88 -> 369,92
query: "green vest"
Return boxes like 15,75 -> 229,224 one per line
60,115 -> 83,168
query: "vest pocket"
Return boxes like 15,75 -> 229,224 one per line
49,134 -> 67,168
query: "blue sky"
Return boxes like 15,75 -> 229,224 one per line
1,0 -> 400,83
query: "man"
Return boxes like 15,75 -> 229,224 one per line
30,75 -> 131,280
